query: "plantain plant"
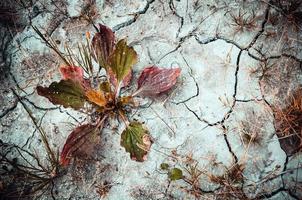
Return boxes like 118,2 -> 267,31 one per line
35,24 -> 181,166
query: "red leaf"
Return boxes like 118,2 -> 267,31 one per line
91,24 -> 115,69
60,116 -> 107,166
59,115 -> 108,167
60,124 -> 97,166
135,66 -> 181,97
60,65 -> 83,80
59,65 -> 90,89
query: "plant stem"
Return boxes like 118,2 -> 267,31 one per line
32,26 -> 71,66
11,88 -> 59,169
118,110 -> 129,126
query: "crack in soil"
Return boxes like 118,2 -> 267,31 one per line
172,53 -> 199,105
2,0 -> 302,199
0,99 -> 18,119
157,5 -> 221,63
113,0 -> 156,32
175,4 -> 301,195
168,0 -> 184,38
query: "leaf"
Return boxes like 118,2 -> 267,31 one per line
99,81 -> 111,93
168,168 -> 183,181
121,121 -> 152,162
37,80 -> 86,110
86,89 -> 107,107
108,39 -> 137,84
91,24 -> 115,68
121,69 -> 132,87
59,65 -> 90,89
160,163 -> 169,170
135,66 -> 181,97
108,68 -> 132,88
60,65 -> 84,81
60,124 -> 99,166
118,96 -> 134,106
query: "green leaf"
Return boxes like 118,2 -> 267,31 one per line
37,80 -> 86,110
168,168 -> 183,181
120,121 -> 152,162
108,39 -> 137,84
160,163 -> 169,170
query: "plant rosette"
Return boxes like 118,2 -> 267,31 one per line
36,24 -> 181,166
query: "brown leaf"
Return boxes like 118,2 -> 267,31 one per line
274,88 -> 302,156
86,89 -> 107,107
60,117 -> 106,166
60,124 -> 97,166
99,81 -> 111,93
91,24 -> 115,69
135,66 -> 181,97
118,96 -> 134,106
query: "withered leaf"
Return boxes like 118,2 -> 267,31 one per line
91,24 -> 115,69
99,81 -> 111,93
121,121 -> 152,162
37,80 -> 86,110
119,96 -> 134,106
274,88 -> 302,156
60,123 -> 99,166
135,66 -> 181,97
86,89 -> 107,108
108,39 -> 137,84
